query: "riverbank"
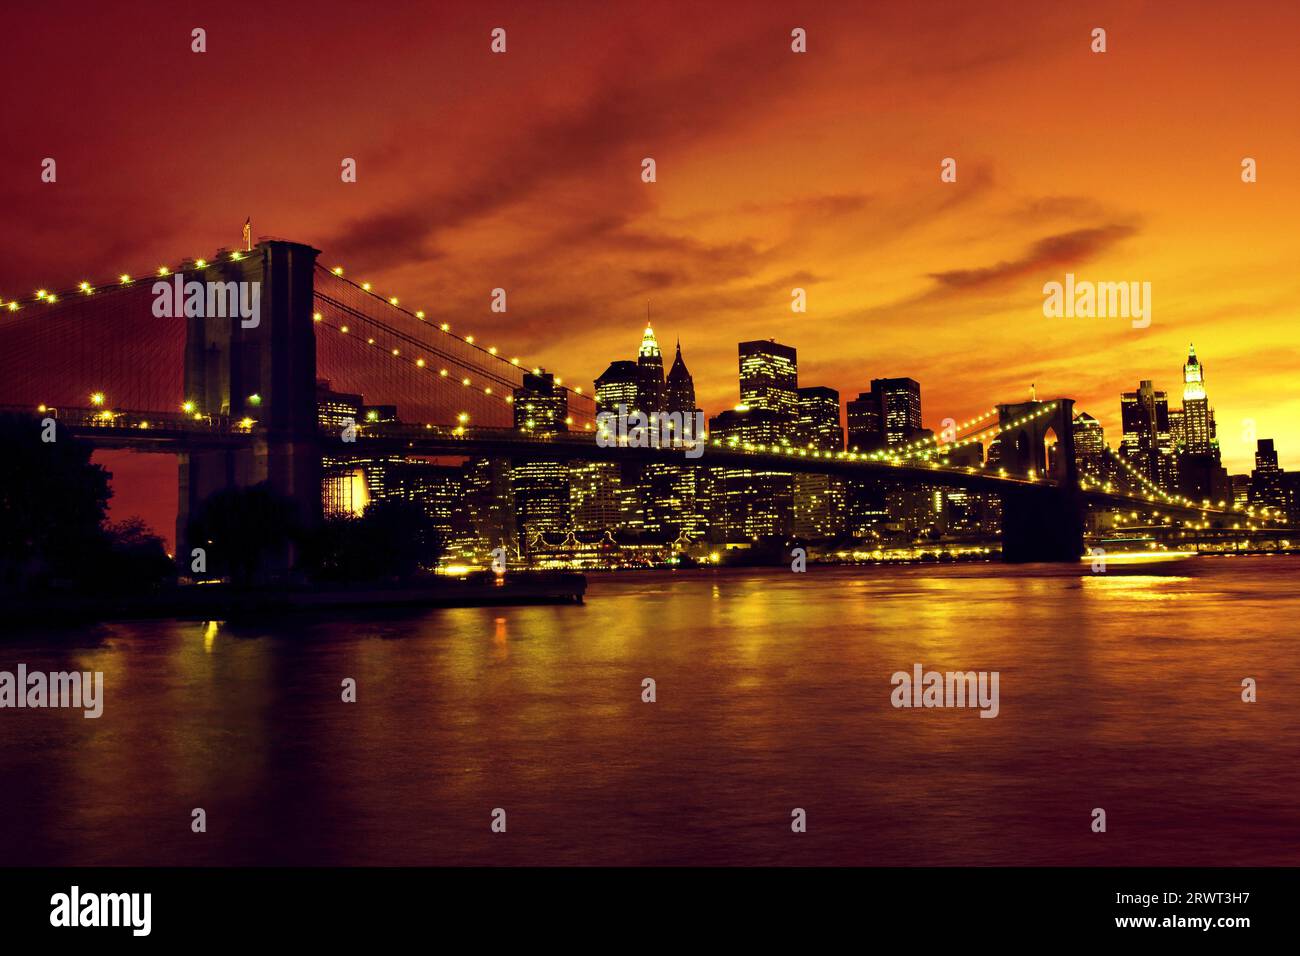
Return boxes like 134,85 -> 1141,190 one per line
0,571 -> 585,627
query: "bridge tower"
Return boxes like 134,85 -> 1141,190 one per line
177,240 -> 322,577
996,399 -> 1084,563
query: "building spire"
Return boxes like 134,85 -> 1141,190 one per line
639,322 -> 660,358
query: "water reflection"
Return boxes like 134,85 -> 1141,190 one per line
2,557 -> 1298,865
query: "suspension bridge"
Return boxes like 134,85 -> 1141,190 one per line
0,238 -> 1279,568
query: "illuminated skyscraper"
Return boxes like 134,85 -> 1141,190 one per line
595,360 -> 640,415
1120,380 -> 1175,490
1180,343 -> 1215,454
797,386 -> 842,451
569,460 -> 625,532
846,391 -> 884,452
708,407 -> 794,541
637,325 -> 666,414
847,378 -> 923,450
512,371 -> 570,547
874,378 -> 923,448
1072,412 -> 1107,478
513,370 -> 568,434
1174,345 -> 1228,500
739,340 -> 799,428
463,457 -> 517,557
1250,439 -> 1286,511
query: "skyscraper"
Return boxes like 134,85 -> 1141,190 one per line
595,360 -> 640,415
512,371 -> 570,545
513,370 -> 568,434
665,339 -> 697,416
738,339 -> 799,428
1120,380 -> 1175,490
846,390 -> 884,452
637,325 -> 666,414
1250,439 -> 1286,511
792,387 -> 846,540
846,379 -> 923,451
874,378 -> 923,448
1181,343 -> 1215,454
1072,412 -> 1107,479
797,386 -> 843,451
708,406 -> 794,541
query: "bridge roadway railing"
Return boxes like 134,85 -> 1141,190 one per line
0,404 -> 259,449
344,422 -> 1061,494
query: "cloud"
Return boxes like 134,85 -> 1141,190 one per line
925,224 -> 1138,294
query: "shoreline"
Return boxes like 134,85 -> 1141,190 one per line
0,571 -> 586,628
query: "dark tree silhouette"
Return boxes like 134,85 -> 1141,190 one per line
303,498 -> 442,582
98,518 -> 176,593
0,413 -> 111,593
186,482 -> 300,586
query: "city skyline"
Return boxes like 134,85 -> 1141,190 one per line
3,1 -> 1298,487
3,0 -> 1298,904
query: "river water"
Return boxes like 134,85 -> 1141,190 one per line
2,556 -> 1297,866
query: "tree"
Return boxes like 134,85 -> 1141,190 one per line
0,413 -> 111,593
303,498 -> 442,582
99,518 -> 175,593
186,483 -> 300,586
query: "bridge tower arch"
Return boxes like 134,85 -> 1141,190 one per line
995,399 -> 1077,484
996,399 -> 1084,562
177,240 -> 321,578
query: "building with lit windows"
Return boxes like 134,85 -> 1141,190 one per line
797,386 -> 842,451
1250,438 -> 1286,511
513,370 -> 567,434
874,378 -> 923,448
1174,344 -> 1229,501
1120,380 -> 1175,491
315,380 -> 362,429
846,378 -> 923,451
708,406 -> 794,541
738,339 -> 799,434
511,371 -> 570,548
569,460 -> 625,532
637,325 -> 666,414
1180,344 -> 1215,454
1072,412 -> 1107,479
595,360 -> 640,415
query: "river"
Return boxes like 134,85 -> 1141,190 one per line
2,556 -> 1297,865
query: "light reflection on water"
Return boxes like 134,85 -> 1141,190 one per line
1,556 -> 1297,865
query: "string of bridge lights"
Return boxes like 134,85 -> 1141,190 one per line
312,309 -> 593,432
0,251 -> 594,429
0,251 -> 263,312
717,402 -> 1061,479
315,263 -> 594,406
1096,444 -> 1283,521
1074,427 -> 1282,522
894,407 -> 1000,458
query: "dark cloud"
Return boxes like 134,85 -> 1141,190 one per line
926,224 -> 1138,293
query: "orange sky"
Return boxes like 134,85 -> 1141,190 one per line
3,0 -> 1298,503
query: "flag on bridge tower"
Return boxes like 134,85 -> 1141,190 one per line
1031,382 -> 1037,401
242,217 -> 252,251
